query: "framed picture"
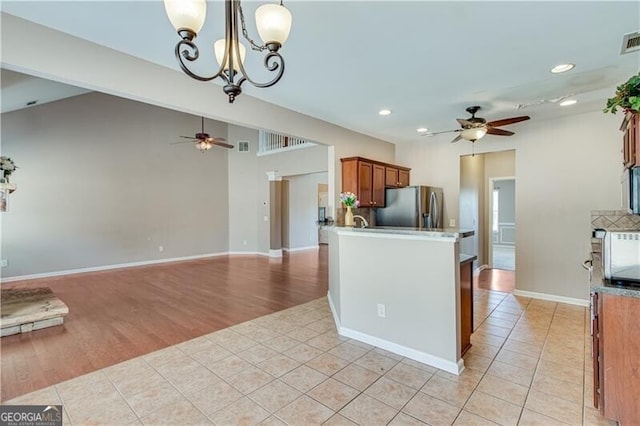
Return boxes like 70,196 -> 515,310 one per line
318,207 -> 326,222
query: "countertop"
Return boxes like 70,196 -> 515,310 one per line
344,226 -> 474,239
590,252 -> 640,298
460,254 -> 477,264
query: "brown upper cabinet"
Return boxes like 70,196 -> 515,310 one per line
385,166 -> 411,188
341,157 -> 411,207
622,112 -> 640,168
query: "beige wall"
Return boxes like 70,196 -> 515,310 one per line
398,111 -> 623,301
1,92 -> 229,278
483,150 -> 516,265
459,154 -> 485,266
284,172 -> 328,249
226,125 -> 330,254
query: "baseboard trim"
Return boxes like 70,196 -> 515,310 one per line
327,291 -> 463,375
476,264 -> 489,273
513,289 -> 589,307
0,252 -> 230,283
268,249 -> 283,258
282,245 -> 319,253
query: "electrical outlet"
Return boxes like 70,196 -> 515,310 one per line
377,304 -> 386,318
449,218 -> 456,227
243,240 -> 248,246
0,259 -> 7,267
158,246 -> 164,252
263,215 -> 268,221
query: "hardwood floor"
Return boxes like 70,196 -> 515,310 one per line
475,268 -> 515,293
1,248 -> 328,401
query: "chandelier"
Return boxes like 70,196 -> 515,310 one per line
164,0 -> 292,103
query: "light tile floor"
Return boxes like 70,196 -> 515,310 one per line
4,290 -> 617,425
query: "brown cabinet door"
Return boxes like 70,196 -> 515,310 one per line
459,262 -> 473,357
591,292 -> 600,410
399,169 -> 410,187
358,161 -> 373,207
601,293 -> 640,424
632,114 -> 640,167
341,159 -> 358,195
385,167 -> 399,187
372,164 -> 386,207
623,113 -> 637,168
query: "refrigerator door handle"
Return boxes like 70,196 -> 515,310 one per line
430,191 -> 438,228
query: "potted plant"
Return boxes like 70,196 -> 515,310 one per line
604,72 -> 640,114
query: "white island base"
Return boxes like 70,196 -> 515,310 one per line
328,227 -> 466,374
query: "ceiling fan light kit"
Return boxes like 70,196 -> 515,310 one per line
164,0 -> 292,103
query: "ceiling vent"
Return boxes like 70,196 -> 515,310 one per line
238,141 -> 250,152
621,31 -> 640,54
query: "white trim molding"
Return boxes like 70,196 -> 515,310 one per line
327,292 -> 464,375
268,249 -> 283,258
265,171 -> 281,181
513,289 -> 589,307
0,252 -> 229,283
282,245 -> 319,253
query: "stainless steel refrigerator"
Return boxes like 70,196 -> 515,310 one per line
375,186 -> 444,229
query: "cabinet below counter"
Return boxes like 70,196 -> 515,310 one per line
328,227 -> 474,374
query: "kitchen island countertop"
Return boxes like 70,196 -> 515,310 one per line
336,226 -> 474,240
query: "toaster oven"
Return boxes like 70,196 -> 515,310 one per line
603,231 -> 640,283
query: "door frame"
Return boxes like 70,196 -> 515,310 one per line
488,176 -> 516,269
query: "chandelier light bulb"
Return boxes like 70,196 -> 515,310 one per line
214,39 -> 247,72
164,0 -> 207,34
255,3 -> 292,48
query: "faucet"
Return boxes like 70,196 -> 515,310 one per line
352,215 -> 369,228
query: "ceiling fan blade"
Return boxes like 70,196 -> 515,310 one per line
456,118 -> 474,127
486,116 -> 530,127
205,136 -> 227,142
210,140 -> 234,149
486,128 -> 514,136
421,129 -> 461,137
450,134 -> 463,143
170,140 -> 197,145
179,135 -> 196,139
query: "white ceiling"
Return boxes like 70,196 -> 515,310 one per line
1,1 -> 639,144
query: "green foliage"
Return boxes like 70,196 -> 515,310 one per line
604,73 -> 640,114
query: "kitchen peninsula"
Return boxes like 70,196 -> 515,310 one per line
328,226 -> 474,374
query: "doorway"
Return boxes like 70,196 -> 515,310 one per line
489,177 -> 516,271
459,150 -> 516,293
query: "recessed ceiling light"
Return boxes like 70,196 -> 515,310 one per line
417,127 -> 429,133
559,99 -> 578,106
550,63 -> 575,73
378,109 -> 392,116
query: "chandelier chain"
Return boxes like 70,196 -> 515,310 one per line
238,2 -> 266,52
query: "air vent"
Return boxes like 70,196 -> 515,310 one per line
238,141 -> 250,152
621,31 -> 640,54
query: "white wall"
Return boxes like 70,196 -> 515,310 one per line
1,92 -> 229,278
398,111 -> 623,301
285,172 -> 328,250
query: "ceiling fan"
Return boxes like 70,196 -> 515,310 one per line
172,117 -> 234,152
425,106 -> 530,143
